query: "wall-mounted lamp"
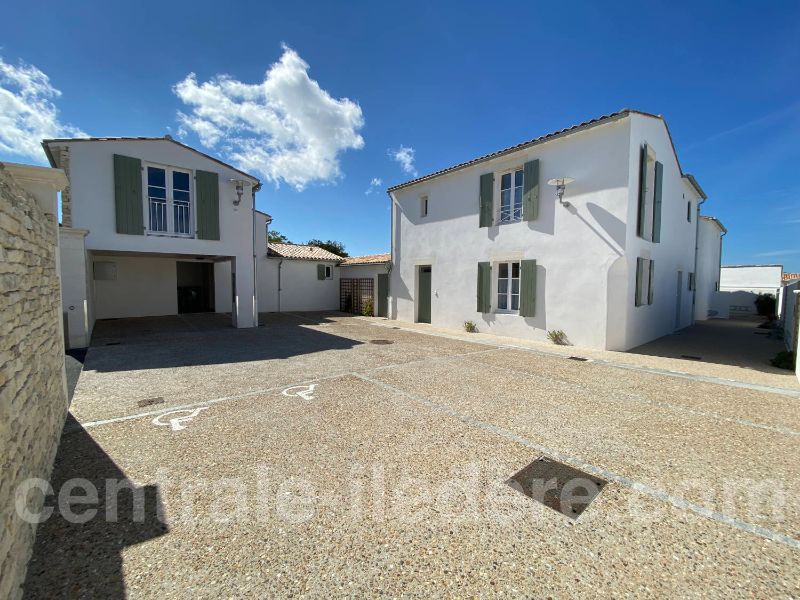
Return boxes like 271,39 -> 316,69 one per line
230,179 -> 246,207
547,177 -> 575,208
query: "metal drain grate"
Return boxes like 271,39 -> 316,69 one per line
507,457 -> 607,519
680,354 -> 703,361
568,356 -> 589,362
105,341 -> 121,346
370,339 -> 394,345
137,397 -> 165,408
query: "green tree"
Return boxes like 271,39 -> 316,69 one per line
268,229 -> 291,243
307,238 -> 348,257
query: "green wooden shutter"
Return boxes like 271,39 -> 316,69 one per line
195,170 -> 220,240
648,260 -> 655,305
477,262 -> 491,312
652,161 -> 663,243
317,264 -> 326,280
635,257 -> 644,306
522,160 -> 539,221
113,154 -> 144,235
479,173 -> 494,228
636,144 -> 648,238
519,259 -> 537,317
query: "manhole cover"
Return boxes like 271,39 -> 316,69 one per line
506,457 -> 607,519
680,354 -> 703,361
370,339 -> 394,345
137,397 -> 165,408
568,356 -> 589,362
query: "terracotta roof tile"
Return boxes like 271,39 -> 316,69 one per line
267,243 -> 343,261
340,253 -> 391,266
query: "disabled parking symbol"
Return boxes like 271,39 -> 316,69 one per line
281,384 -> 317,400
152,407 -> 210,431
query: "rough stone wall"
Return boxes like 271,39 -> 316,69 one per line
0,165 -> 68,600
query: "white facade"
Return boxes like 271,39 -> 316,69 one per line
339,261 -> 391,316
389,111 -> 704,350
257,258 -> 341,312
719,264 -> 783,317
47,137 -> 261,345
694,216 -> 726,320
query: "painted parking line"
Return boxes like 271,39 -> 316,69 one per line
362,319 -> 800,398
352,371 -> 800,551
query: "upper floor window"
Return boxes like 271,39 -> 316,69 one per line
686,200 -> 692,222
146,164 -> 193,237
325,264 -> 333,279
497,261 -> 520,311
420,195 -> 429,218
499,169 -> 523,223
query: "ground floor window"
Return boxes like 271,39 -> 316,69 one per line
497,261 -> 520,311
635,257 -> 654,306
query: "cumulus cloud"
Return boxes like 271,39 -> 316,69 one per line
0,57 -> 86,161
173,45 -> 365,191
388,145 -> 417,176
365,177 -> 382,195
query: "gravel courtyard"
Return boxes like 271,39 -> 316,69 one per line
24,313 -> 800,598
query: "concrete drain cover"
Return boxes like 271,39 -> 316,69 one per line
137,397 -> 165,408
680,354 -> 703,361
506,457 -> 607,519
370,339 -> 394,345
568,356 -> 589,362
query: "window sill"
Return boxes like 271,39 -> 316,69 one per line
146,231 -> 195,239
494,309 -> 520,315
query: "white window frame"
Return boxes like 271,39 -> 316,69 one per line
324,264 -> 333,279
142,162 -> 195,238
420,195 -> 429,218
498,167 -> 524,224
494,260 -> 521,313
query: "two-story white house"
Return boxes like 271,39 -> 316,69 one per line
44,136 -> 262,348
387,109 -> 708,351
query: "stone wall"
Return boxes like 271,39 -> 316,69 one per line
0,164 -> 68,600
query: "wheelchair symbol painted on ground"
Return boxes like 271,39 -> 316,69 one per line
152,407 -> 210,431
281,384 -> 317,400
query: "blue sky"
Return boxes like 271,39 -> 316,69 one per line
1,1 -> 798,268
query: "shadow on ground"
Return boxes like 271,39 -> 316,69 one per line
86,312 -> 361,372
23,416 -> 167,599
628,317 -> 789,375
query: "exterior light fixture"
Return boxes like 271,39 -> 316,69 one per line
230,179 -> 246,207
547,177 -> 575,208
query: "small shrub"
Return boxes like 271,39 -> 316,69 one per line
547,329 -> 569,345
754,293 -> 776,317
770,350 -> 795,370
361,298 -> 374,316
464,321 -> 478,333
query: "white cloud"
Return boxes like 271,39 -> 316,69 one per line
0,57 -> 85,161
174,45 -> 365,191
365,177 -> 382,195
389,145 -> 417,176
754,249 -> 800,257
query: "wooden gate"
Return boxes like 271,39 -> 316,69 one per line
340,278 -> 374,315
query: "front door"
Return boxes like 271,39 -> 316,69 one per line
417,266 -> 432,323
377,273 -> 389,317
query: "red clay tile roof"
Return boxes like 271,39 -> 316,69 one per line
783,273 -> 800,282
267,243 -> 343,261
340,253 -> 391,266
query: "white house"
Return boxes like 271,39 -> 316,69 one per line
340,253 -> 391,317
387,109 -> 707,351
44,136 -> 262,347
694,216 -> 727,320
719,264 -> 784,318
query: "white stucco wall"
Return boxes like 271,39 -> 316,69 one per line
92,254 -> 179,319
340,263 -> 390,316
719,265 -> 783,317
53,139 -> 260,327
694,218 -> 724,320
257,258 -> 341,312
389,113 -> 702,350
59,227 -> 92,347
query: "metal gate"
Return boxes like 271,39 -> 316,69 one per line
340,278 -> 374,314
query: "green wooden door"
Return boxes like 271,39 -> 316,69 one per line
377,273 -> 389,317
417,266 -> 432,323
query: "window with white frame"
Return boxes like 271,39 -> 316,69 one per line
497,261 -> 520,311
145,164 -> 193,236
499,169 -> 523,223
420,195 -> 429,218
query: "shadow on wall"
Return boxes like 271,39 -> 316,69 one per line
716,290 -> 761,318
585,202 -> 626,252
605,255 -> 629,350
86,312 -> 362,372
23,416 -> 167,599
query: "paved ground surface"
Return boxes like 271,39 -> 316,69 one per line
24,313 -> 799,598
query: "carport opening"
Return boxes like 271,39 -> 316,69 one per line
177,261 -> 214,314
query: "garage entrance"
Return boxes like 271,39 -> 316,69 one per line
177,261 -> 214,313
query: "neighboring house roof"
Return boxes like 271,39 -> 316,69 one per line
700,215 -> 727,233
340,253 -> 391,266
41,135 -> 261,188
386,108 -> 706,199
782,273 -> 800,282
267,243 -> 343,261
